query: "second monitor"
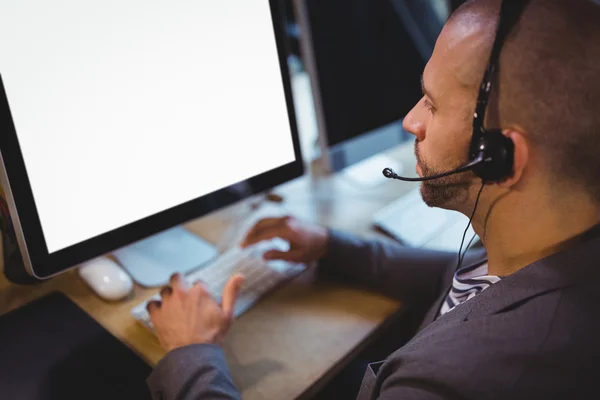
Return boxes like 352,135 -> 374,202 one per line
294,0 -> 454,174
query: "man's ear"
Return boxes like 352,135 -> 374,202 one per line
497,129 -> 529,189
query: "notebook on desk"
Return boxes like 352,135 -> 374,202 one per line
0,292 -> 152,400
372,188 -> 479,252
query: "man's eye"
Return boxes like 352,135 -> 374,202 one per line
423,99 -> 436,113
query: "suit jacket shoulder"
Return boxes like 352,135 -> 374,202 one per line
359,224 -> 600,400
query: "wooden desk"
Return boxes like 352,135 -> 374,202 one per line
0,143 -> 419,400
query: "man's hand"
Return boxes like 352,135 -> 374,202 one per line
241,216 -> 329,264
147,272 -> 245,352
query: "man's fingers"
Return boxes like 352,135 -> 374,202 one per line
170,272 -> 189,291
221,274 -> 245,319
160,285 -> 173,298
146,300 -> 161,314
241,217 -> 289,247
188,279 -> 214,302
242,226 -> 292,249
170,272 -> 182,286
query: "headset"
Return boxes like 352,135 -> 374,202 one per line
383,0 -> 531,270
383,0 -> 531,184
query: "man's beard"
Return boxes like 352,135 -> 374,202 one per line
414,141 -> 475,208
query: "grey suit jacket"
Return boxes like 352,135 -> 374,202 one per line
147,224 -> 600,399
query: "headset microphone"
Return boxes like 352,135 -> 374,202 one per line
382,154 -> 486,182
380,0 -> 527,275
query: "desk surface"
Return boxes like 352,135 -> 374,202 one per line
0,143 -> 418,400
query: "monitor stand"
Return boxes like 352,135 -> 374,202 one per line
112,226 -> 218,288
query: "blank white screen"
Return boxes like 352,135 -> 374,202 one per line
0,0 -> 296,253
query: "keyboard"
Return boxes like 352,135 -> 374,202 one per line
372,188 -> 478,252
131,237 -> 306,331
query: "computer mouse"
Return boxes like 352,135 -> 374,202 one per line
78,257 -> 133,301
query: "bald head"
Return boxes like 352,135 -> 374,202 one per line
448,0 -> 600,201
404,0 -> 600,210
443,0 -> 499,88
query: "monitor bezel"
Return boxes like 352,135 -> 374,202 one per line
0,0 -> 304,279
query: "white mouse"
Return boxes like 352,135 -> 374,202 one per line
78,257 -> 133,301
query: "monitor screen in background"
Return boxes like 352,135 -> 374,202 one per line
303,0 -> 450,148
0,0 -> 296,253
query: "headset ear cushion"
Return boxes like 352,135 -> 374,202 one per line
470,129 -> 514,182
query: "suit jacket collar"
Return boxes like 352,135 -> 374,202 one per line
467,222 -> 600,319
418,247 -> 487,329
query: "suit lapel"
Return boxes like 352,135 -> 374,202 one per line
419,291 -> 479,333
418,247 -> 488,330
419,224 -> 600,327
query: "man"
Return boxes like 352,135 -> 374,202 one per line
145,0 -> 600,398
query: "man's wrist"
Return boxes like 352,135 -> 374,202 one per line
160,328 -> 225,352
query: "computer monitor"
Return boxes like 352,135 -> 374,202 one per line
293,0 -> 454,174
0,0 -> 304,284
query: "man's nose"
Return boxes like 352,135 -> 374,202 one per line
402,104 -> 426,141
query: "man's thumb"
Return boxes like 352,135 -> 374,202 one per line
222,274 -> 245,319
